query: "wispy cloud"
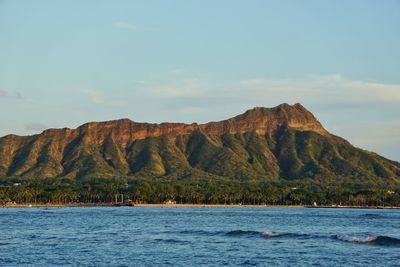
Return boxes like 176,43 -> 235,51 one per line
177,106 -> 206,114
83,89 -> 127,107
236,74 -> 400,106
136,74 -> 400,111
0,89 -> 23,99
149,79 -> 205,97
24,122 -> 47,132
112,21 -> 156,32
113,21 -> 138,31
86,90 -> 106,104
170,69 -> 184,75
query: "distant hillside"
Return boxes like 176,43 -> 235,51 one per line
0,103 -> 399,185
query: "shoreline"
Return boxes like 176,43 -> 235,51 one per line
1,203 -> 399,209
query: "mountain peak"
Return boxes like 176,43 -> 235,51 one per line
241,103 -> 309,117
224,103 -> 329,136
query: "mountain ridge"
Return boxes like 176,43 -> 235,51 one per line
0,103 -> 399,184
1,103 -> 336,141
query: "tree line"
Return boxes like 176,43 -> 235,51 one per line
1,177 -> 399,206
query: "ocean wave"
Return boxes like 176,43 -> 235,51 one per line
333,235 -> 400,247
262,231 -> 310,239
225,230 -> 305,239
359,213 -> 382,219
154,238 -> 191,244
261,231 -> 288,238
179,230 -> 218,236
180,229 -> 312,239
181,229 -> 265,237
225,230 -> 261,237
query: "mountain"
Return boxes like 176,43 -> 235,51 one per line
0,103 -> 399,185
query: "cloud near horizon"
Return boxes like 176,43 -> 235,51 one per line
140,74 -> 400,113
113,21 -> 138,31
112,21 -> 156,32
84,89 -> 127,108
238,74 -> 400,105
75,74 -> 400,118
0,90 -> 23,99
24,122 -> 47,132
149,79 -> 205,98
86,90 -> 106,104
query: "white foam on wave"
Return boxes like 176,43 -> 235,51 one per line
336,235 -> 377,243
262,231 -> 283,237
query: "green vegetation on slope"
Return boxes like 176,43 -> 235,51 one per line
1,126 -> 399,184
0,126 -> 399,205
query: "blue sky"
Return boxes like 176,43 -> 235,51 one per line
1,0 -> 400,160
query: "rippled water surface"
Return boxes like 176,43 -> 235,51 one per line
0,207 -> 399,266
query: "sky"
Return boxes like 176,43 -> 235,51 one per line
0,0 -> 400,161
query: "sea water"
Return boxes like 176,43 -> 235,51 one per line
0,207 -> 399,266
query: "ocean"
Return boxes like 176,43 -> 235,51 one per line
0,207 -> 399,266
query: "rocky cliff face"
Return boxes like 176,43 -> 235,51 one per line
0,103 -> 399,183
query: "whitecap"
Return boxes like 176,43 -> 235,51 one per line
262,231 -> 284,238
336,235 -> 377,243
